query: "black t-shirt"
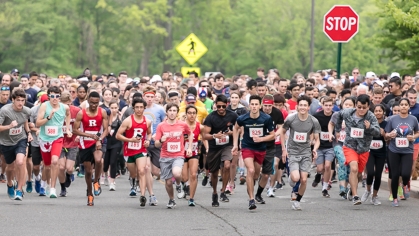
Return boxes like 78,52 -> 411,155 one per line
263,107 -> 284,148
383,93 -> 400,105
203,110 -> 238,150
313,110 -> 333,149
107,117 -> 122,149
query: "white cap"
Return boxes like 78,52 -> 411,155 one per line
372,79 -> 384,87
390,72 -> 400,78
77,77 -> 88,82
150,75 -> 162,83
365,71 -> 376,78
126,78 -> 133,84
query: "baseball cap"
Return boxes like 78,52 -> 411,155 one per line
20,74 -> 30,79
372,79 -> 384,87
150,75 -> 162,83
126,78 -> 133,84
108,72 -> 115,77
198,88 -> 207,98
365,71 -> 376,78
40,94 -> 49,103
11,69 -> 19,74
390,72 -> 400,79
133,81 -> 139,88
185,94 -> 196,104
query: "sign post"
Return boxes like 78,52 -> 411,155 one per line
323,5 -> 359,77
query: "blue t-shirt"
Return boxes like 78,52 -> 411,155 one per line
236,112 -> 274,151
25,88 -> 38,104
144,104 -> 166,135
0,100 -> 11,109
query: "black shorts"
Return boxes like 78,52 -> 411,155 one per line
31,146 -> 42,166
185,155 -> 199,162
0,139 -> 28,164
79,145 -> 97,163
147,144 -> 161,169
206,146 -> 233,173
262,145 -> 276,175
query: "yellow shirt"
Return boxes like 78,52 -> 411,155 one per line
178,100 -> 208,124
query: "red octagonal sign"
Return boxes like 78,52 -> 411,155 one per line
323,5 -> 359,43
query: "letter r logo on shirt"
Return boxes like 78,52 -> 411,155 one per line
89,120 -> 97,126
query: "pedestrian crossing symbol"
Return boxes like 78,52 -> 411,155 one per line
176,33 -> 208,66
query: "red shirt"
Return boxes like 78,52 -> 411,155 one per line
123,115 -> 148,157
286,99 -> 297,111
184,122 -> 200,158
63,105 -> 81,148
79,107 -> 103,149
155,120 -> 191,158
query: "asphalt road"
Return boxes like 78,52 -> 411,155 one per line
0,173 -> 418,236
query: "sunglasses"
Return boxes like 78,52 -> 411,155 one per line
353,72 -> 359,74
305,84 -> 313,87
49,94 -> 61,99
1,87 -> 10,91
70,91 -> 76,94
216,105 -> 226,109
113,95 -> 118,97
58,75 -> 66,79
201,85 -> 210,88
384,91 -> 390,94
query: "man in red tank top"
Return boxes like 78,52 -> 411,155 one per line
73,92 -> 108,206
116,98 -> 152,207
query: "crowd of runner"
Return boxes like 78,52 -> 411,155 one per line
0,67 -> 417,210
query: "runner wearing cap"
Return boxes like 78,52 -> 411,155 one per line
178,87 -> 208,124
198,80 -> 213,114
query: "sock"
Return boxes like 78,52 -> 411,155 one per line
322,182 -> 328,191
131,178 -> 136,188
256,185 -> 264,197
41,180 -> 46,188
60,182 -> 65,191
35,174 -> 41,181
296,193 -> 303,202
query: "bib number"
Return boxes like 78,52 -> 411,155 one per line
395,138 -> 409,148
84,131 -> 98,141
167,142 -> 181,153
46,126 -> 58,136
350,128 -> 364,138
128,141 -> 142,150
320,132 -> 330,141
293,132 -> 307,143
275,135 -> 280,142
249,128 -> 263,137
338,131 -> 346,142
62,125 -> 73,134
9,126 -> 23,136
216,136 -> 229,145
185,142 -> 198,151
370,140 -> 383,149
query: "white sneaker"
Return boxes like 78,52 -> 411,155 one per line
109,183 -> 116,191
371,196 -> 381,205
176,184 -> 185,199
100,177 -> 105,185
292,201 -> 301,210
361,190 -> 370,202
46,185 -> 51,197
49,188 -> 57,198
104,178 -> 109,186
288,176 -> 296,188
267,187 -> 275,197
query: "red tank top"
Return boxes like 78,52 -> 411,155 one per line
184,122 -> 200,158
79,107 -> 103,149
63,105 -> 81,148
123,115 -> 148,156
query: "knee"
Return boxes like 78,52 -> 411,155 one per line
85,168 -> 93,175
59,165 -> 65,172
300,177 -> 308,185
190,173 -> 197,181
138,168 -> 146,177
350,166 -> 358,174
15,159 -> 24,166
247,168 -> 255,176
33,166 -> 40,172
224,162 -> 231,170
324,164 -> 331,171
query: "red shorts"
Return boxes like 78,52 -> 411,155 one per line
343,146 -> 369,173
241,148 -> 266,165
40,138 -> 64,166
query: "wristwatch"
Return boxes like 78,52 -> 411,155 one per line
46,116 -> 51,120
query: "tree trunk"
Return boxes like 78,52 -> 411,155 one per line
163,0 -> 175,72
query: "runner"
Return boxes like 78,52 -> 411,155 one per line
36,86 -> 72,198
280,95 -> 320,210
73,91 -> 108,206
232,95 -> 275,210
0,88 -> 33,200
334,94 -> 380,205
203,95 -> 238,207
154,103 -> 193,209
116,98 -> 152,207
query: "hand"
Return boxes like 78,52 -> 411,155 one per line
364,120 -> 370,129
231,146 -> 238,156
336,132 -> 340,141
49,109 -> 57,119
380,128 -> 385,137
75,136 -> 80,143
96,141 -> 102,150
224,128 -> 233,136
91,133 -> 99,141
36,130 -> 40,136
252,136 -> 263,143
388,130 -> 397,139
29,122 -> 35,128
67,130 -> 73,138
152,134 -> 156,140
130,136 -> 141,143
328,133 -> 335,142
282,149 -> 288,163
9,120 -> 18,128
160,135 -> 168,142
27,133 -> 33,142
342,121 -> 346,129
144,140 -> 150,148
186,149 -> 192,157
407,135 -> 415,142
312,150 -> 318,160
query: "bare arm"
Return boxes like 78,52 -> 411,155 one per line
35,103 -> 48,127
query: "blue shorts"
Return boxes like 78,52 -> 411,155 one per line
0,139 -> 28,164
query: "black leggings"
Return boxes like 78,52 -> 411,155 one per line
388,150 -> 413,199
366,152 -> 386,191
103,148 -> 120,179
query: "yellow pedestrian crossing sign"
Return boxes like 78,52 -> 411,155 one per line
181,67 -> 201,78
176,33 -> 208,66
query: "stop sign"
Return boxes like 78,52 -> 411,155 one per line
323,5 -> 359,43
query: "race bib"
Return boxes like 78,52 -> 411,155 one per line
45,126 -> 58,136
62,125 -> 73,134
275,135 -> 280,142
128,141 -> 142,150
216,136 -> 229,145
338,130 -> 346,142
395,137 -> 409,148
320,132 -> 330,141
167,142 -> 181,152
350,128 -> 364,138
293,132 -> 307,143
370,140 -> 383,149
249,128 -> 263,137
84,130 -> 98,141
9,126 -> 23,136
185,142 -> 198,151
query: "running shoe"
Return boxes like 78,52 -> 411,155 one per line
398,186 -> 405,200
225,185 -> 232,195
50,188 -> 57,198
339,191 -> 347,199
361,190 -> 371,202
70,174 -> 75,182
220,192 -> 229,202
59,188 -> 67,197
104,177 -> 109,186
139,196 -> 147,207
362,179 -> 366,188
87,195 -> 94,206
121,167 -> 127,175
202,176 -> 208,186
327,182 -> 332,190
352,196 -> 361,205
389,194 -> 393,201
212,193 -> 219,207
346,188 -> 353,201
176,184 -> 185,199
39,187 -> 46,196
292,201 -> 301,210
77,172 -> 84,178
322,189 -> 330,198
35,179 -> 41,193
46,185 -> 51,197
166,199 -> 176,209
149,195 -> 158,206
331,177 -> 337,183
312,173 -> 321,187
14,190 -> 23,201
129,187 -> 137,196
93,182 -> 102,196
0,173 -> 5,183
291,191 -> 297,201
100,176 -> 105,185
239,175 -> 246,185
288,176 -> 296,188
275,182 -> 283,190
7,184 -> 15,199
371,196 -> 381,205
312,179 -> 319,188
65,174 -> 72,188
392,199 -> 399,207
384,166 -> 389,173
249,199 -> 257,210
255,195 -> 265,204
403,185 -> 410,199
109,183 -> 116,191
267,188 -> 275,197
26,181 -> 33,193
188,198 -> 196,207
184,185 -> 190,196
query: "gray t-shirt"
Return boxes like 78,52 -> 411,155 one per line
283,113 -> 321,157
30,105 -> 40,147
385,115 -> 419,154
0,104 -> 31,146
